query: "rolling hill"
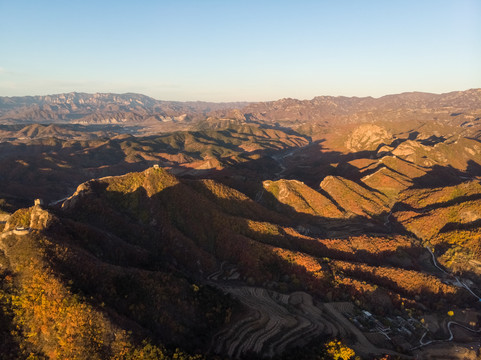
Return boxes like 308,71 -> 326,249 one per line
1,89 -> 481,359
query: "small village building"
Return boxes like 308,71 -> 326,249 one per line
363,310 -> 372,317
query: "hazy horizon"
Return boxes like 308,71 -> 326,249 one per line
1,0 -> 480,102
1,87 -> 480,104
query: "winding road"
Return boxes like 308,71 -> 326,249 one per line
416,321 -> 481,349
426,246 -> 481,301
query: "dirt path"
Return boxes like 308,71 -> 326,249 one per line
415,320 -> 481,352
0,230 -> 16,257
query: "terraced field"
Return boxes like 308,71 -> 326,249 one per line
211,285 -> 336,358
208,264 -> 402,359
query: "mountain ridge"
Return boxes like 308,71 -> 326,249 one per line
1,89 -> 481,359
3,165 -> 480,358
0,92 -> 250,126
1,89 -> 480,126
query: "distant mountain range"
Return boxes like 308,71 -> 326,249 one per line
236,89 -> 481,126
1,89 -> 480,126
0,92 -> 249,125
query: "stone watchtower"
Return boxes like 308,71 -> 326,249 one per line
34,199 -> 44,206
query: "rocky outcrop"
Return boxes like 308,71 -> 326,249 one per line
3,204 -> 54,232
345,124 -> 392,152
29,205 -> 54,230
61,181 -> 95,210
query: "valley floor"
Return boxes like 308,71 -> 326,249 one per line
207,261 -> 481,359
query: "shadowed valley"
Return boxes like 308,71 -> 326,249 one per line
1,90 -> 481,360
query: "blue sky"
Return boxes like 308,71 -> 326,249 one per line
0,0 -> 480,101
